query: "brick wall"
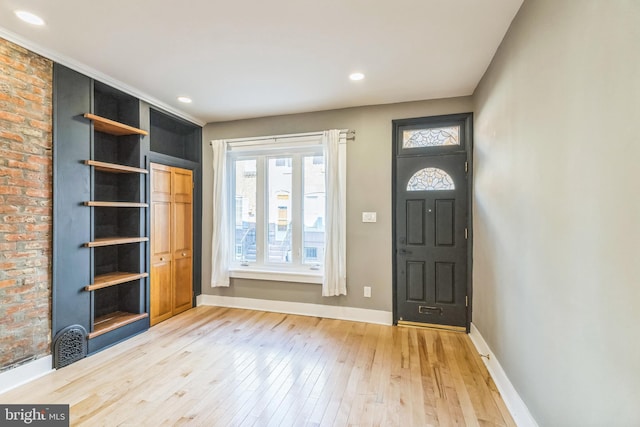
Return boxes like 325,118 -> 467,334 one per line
0,37 -> 53,371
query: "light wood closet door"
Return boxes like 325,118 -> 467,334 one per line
172,168 -> 193,315
150,163 -> 193,326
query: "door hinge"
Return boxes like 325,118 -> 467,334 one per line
465,161 -> 468,173
466,296 -> 468,307
465,228 -> 468,239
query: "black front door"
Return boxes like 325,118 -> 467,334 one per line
393,114 -> 472,329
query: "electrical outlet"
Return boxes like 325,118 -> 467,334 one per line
364,286 -> 371,298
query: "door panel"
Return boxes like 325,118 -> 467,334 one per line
152,203 -> 172,256
396,153 -> 467,327
173,199 -> 192,255
172,167 -> 193,315
406,261 -> 426,301
173,169 -> 192,204
406,200 -> 425,245
152,167 -> 172,202
150,261 -> 172,325
173,257 -> 192,314
435,199 -> 455,246
435,262 -> 455,303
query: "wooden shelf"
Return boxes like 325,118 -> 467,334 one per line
85,160 -> 148,174
84,201 -> 148,208
84,236 -> 148,247
84,113 -> 148,136
85,272 -> 149,291
88,311 -> 149,339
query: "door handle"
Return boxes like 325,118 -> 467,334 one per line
182,252 -> 186,256
419,306 -> 443,316
398,248 -> 412,255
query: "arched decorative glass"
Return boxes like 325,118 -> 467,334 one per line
402,126 -> 460,148
406,168 -> 455,191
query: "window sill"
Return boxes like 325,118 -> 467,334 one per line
229,267 -> 322,284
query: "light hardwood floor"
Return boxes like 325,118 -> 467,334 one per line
1,307 -> 515,426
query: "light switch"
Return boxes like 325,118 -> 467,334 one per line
362,212 -> 377,223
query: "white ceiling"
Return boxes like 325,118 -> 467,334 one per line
0,0 -> 522,125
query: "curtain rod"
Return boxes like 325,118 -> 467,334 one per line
209,129 -> 355,145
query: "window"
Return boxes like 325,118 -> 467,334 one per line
211,129 -> 347,292
228,137 -> 327,279
402,126 -> 460,148
406,167 -> 455,191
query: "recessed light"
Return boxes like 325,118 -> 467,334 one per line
349,72 -> 365,81
15,11 -> 45,26
177,96 -> 192,104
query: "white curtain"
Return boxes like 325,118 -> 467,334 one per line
322,129 -> 347,296
211,139 -> 230,287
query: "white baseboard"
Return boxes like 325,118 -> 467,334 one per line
0,356 -> 53,395
197,294 -> 393,325
469,323 -> 538,427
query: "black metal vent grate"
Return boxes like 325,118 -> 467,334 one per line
53,325 -> 87,368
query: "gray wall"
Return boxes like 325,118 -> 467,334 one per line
202,98 -> 473,311
473,1 -> 640,425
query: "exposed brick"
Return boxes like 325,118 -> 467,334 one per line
26,155 -> 51,165
22,207 -> 49,215
6,159 -> 41,172
6,268 -> 36,278
25,188 -> 51,198
0,37 -> 52,370
7,178 -> 44,188
3,215 -> 36,223
0,279 -> 17,288
2,251 -> 36,259
0,150 -> 26,161
0,111 -> 25,124
0,224 -> 18,232
25,223 -> 50,232
0,185 -> 22,195
0,130 -> 24,142
0,168 -> 23,178
0,205 -> 20,214
0,242 -> 16,251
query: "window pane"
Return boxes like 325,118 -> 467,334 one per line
267,157 -> 292,263
402,126 -> 460,148
406,167 -> 455,191
303,155 -> 325,265
234,159 -> 257,263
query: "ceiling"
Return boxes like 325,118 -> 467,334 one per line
0,0 -> 522,125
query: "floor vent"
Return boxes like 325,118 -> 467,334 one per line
53,325 -> 87,369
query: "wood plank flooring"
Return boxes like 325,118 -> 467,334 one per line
0,306 -> 515,426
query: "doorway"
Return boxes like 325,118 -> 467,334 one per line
392,113 -> 472,331
150,163 -> 194,326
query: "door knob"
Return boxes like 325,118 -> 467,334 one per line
398,248 -> 412,255
182,252 -> 186,256
160,257 -> 164,261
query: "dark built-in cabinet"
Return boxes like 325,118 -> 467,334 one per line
52,64 -> 202,365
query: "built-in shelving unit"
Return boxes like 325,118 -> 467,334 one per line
53,64 -> 202,367
81,82 -> 149,350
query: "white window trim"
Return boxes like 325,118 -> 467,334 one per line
222,129 -> 348,284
